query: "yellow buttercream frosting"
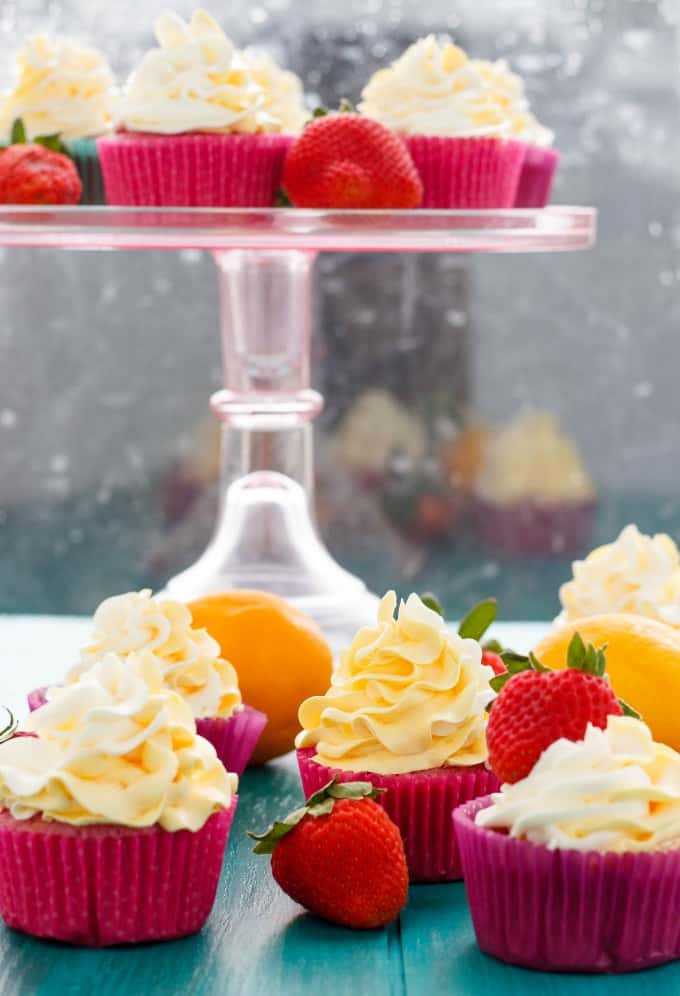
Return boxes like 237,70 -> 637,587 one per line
0,34 -> 115,141
0,652 -> 236,831
559,524 -> 680,626
359,36 -> 511,138
470,58 -> 554,146
117,9 -> 304,135
63,589 -> 242,720
476,716 -> 680,853
296,591 -> 495,774
475,410 -> 595,504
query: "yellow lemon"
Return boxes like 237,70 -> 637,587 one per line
533,613 -> 680,752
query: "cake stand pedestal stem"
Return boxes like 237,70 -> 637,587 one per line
165,248 -> 378,646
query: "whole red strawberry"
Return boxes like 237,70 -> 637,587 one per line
0,144 -> 81,205
486,634 -> 635,784
283,110 -> 422,209
249,779 -> 408,929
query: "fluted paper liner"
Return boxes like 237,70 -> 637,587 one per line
98,132 -> 293,207
455,796 -> 680,973
475,497 -> 596,556
297,747 -> 499,882
403,136 -> 525,209
0,798 -> 237,946
514,146 -> 560,208
197,706 -> 267,776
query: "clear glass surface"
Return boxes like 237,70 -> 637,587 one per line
0,206 -> 596,253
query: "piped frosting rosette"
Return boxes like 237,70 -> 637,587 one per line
296,592 -> 498,881
0,33 -> 115,141
5,651 -> 236,831
559,524 -> 680,627
70,588 -> 242,720
30,589 -> 266,777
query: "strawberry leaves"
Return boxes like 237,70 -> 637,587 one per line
420,592 -> 443,617
3,118 -> 71,158
10,119 -> 26,145
249,778 -> 383,854
458,598 -> 497,642
488,632 -> 641,720
0,707 -> 17,743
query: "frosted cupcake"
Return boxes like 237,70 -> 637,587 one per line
474,410 -> 596,556
0,652 -> 237,946
470,58 -> 557,207
296,591 -> 498,882
0,34 -> 116,203
28,589 -> 266,775
99,9 -> 304,206
456,716 -> 680,972
359,36 -> 526,208
558,524 -> 680,627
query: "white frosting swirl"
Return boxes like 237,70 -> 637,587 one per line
475,411 -> 595,504
64,589 -> 242,720
240,48 -> 307,134
296,591 -> 495,774
360,36 -> 511,138
558,524 -> 680,626
476,716 -> 680,852
0,652 -> 236,831
470,58 -> 554,147
117,9 -> 300,135
0,34 -> 115,141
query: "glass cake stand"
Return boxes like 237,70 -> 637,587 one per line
0,206 -> 596,644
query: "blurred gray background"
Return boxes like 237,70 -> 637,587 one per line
1,0 -> 679,620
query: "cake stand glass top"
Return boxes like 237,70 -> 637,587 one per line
0,205 -> 595,253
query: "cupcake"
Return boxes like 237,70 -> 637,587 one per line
456,715 -> 680,972
558,523 -> 680,627
474,410 -> 597,556
359,36 -> 526,208
29,589 -> 266,776
295,591 -> 498,882
0,34 -> 116,203
98,9 -> 304,206
470,58 -> 558,207
0,651 -> 237,946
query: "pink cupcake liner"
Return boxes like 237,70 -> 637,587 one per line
97,132 -> 294,207
403,136 -> 526,209
0,798 -> 237,946
455,796 -> 680,973
514,146 -> 560,208
475,497 -> 596,556
297,747 -> 498,882
196,706 -> 267,776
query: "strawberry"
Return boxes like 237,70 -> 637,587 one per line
0,143 -> 81,204
282,110 -> 422,209
249,779 -> 408,929
486,634 -> 637,784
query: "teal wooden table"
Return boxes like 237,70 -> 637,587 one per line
2,616 -> 680,994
